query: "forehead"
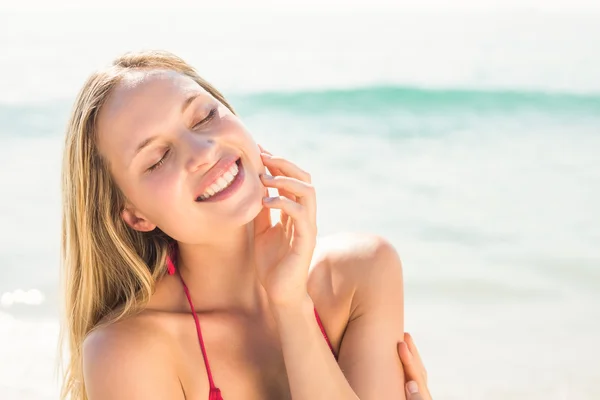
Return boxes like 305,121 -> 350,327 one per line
110,69 -> 204,107
96,70 -> 208,164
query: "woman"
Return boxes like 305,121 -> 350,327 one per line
60,50 -> 405,399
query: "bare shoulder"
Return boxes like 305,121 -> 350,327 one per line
308,233 -> 403,346
83,313 -> 182,399
309,232 -> 402,296
310,233 -> 406,398
83,313 -> 168,365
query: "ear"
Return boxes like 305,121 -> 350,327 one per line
121,206 -> 157,232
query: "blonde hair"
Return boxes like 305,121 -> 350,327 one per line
59,50 -> 235,400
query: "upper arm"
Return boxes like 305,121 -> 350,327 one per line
83,322 -> 184,400
333,235 -> 406,399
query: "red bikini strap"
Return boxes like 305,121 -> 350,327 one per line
178,273 -> 218,391
314,308 -> 336,357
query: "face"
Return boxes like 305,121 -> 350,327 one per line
96,69 -> 265,244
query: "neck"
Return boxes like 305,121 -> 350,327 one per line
175,222 -> 268,314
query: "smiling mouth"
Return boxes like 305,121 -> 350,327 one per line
195,159 -> 242,202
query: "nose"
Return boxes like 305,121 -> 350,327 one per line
182,132 -> 217,173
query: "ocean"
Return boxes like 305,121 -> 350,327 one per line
1,4 -> 599,399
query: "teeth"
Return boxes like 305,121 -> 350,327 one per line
197,161 -> 240,201
216,177 -> 228,187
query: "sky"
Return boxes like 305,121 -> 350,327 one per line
1,0 -> 600,11
1,0 -> 598,102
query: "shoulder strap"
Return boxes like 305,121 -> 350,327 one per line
314,308 -> 337,358
179,273 -> 219,392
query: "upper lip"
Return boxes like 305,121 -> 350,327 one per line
194,155 -> 239,200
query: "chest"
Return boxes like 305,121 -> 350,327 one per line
172,313 -> 292,400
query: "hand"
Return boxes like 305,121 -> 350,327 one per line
398,333 -> 432,400
253,146 -> 317,308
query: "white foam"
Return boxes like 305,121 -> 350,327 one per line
1,289 -> 45,308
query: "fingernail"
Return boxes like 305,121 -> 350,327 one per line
261,174 -> 273,180
398,342 -> 406,351
263,197 -> 274,203
261,152 -> 272,158
407,381 -> 419,394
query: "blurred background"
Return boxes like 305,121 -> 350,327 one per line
1,0 -> 599,398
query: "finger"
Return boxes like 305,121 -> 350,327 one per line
253,187 -> 272,236
260,175 -> 315,207
264,164 -> 297,203
261,153 -> 311,183
262,196 -> 314,238
261,175 -> 317,226
263,166 -> 291,226
262,196 -> 303,221
261,174 -> 316,227
258,146 -> 286,185
405,333 -> 420,358
261,154 -> 312,228
398,342 -> 420,383
398,341 -> 413,365
262,157 -> 292,186
405,381 -> 424,400
405,333 -> 425,371
285,213 -> 293,237
258,144 -> 272,155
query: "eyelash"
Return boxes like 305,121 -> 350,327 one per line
192,108 -> 217,130
146,108 -> 217,173
147,149 -> 170,172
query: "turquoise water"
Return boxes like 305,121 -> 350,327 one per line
1,5 -> 600,400
237,86 -> 600,114
1,83 -> 600,399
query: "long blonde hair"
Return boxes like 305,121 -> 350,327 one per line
59,50 -> 235,400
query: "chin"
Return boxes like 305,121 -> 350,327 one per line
215,181 -> 265,229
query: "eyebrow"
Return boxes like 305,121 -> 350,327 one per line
181,93 -> 202,113
134,135 -> 159,156
133,92 -> 203,157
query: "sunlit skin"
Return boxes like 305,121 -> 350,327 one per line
85,68 -> 407,399
97,69 -> 265,245
97,69 -> 273,313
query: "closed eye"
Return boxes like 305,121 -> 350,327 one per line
147,149 -> 170,172
192,108 -> 217,129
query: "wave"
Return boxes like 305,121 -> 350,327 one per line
232,85 -> 600,115
2,85 -> 599,138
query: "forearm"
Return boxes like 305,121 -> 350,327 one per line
271,295 -> 359,400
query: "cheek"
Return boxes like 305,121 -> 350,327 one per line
244,136 -> 263,169
220,115 -> 263,170
136,172 -> 181,219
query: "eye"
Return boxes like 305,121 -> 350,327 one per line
147,149 -> 170,172
192,108 -> 217,129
